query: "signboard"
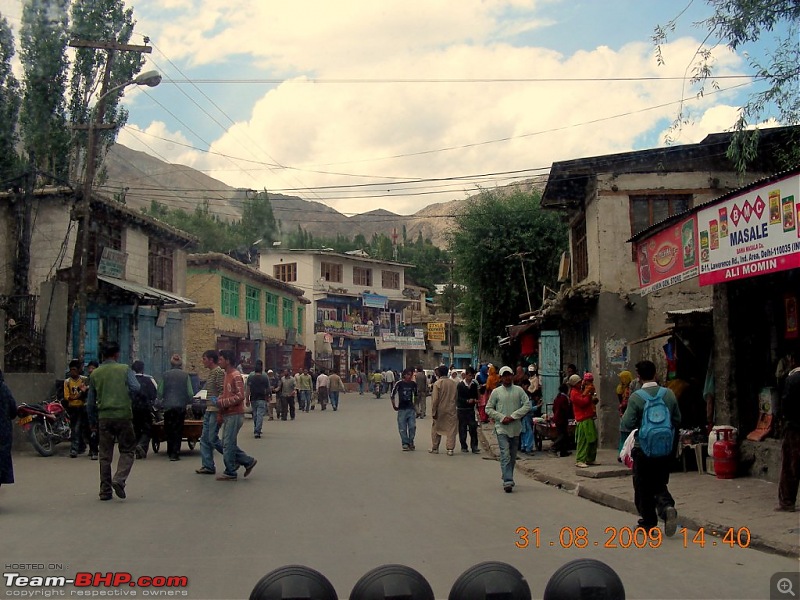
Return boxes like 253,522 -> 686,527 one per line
376,334 -> 426,351
362,293 -> 388,308
635,216 -> 699,295
698,174 -> 800,285
319,321 -> 375,338
427,322 -> 446,341
97,247 -> 128,278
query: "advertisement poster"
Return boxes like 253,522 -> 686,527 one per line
698,173 -> 800,286
427,322 -> 446,341
635,216 -> 699,295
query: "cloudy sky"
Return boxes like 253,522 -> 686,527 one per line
0,0 -> 788,215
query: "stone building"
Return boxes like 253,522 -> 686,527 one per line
531,127 -> 796,453
184,253 -> 310,377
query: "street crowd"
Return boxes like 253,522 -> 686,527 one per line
0,345 -> 798,534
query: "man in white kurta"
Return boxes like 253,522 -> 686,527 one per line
430,366 -> 459,455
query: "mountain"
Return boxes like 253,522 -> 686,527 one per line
103,144 -> 544,248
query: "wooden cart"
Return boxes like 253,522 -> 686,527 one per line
150,419 -> 203,454
533,404 -> 576,451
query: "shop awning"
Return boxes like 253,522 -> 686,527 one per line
629,327 -> 673,345
97,275 -> 196,308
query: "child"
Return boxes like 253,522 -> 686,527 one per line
582,372 -> 598,406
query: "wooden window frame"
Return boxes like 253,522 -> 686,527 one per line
353,266 -> 372,286
381,270 -> 400,290
321,261 -> 343,283
148,241 -> 173,292
571,217 -> 588,283
273,263 -> 297,282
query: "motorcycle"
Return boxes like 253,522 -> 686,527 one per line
16,399 -> 72,457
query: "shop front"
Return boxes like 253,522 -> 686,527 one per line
631,168 -> 800,480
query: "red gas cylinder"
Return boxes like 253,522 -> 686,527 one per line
713,429 -> 738,479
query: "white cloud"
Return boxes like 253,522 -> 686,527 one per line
123,1 -> 757,215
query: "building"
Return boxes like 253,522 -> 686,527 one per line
0,187 -> 196,376
531,127 -> 796,453
630,166 -> 800,480
184,252 -> 310,375
259,249 -> 423,377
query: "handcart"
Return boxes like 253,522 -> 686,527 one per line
532,403 -> 576,451
150,418 -> 203,453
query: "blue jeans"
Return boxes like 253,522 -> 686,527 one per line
221,413 -> 254,478
199,410 -> 223,472
298,390 -> 311,411
251,400 -> 266,434
396,408 -> 416,447
496,433 -> 519,487
330,391 -> 340,410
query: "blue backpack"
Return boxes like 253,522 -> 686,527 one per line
635,387 -> 673,457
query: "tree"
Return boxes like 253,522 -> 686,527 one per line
239,189 -> 278,245
0,15 -> 21,185
68,0 -> 145,183
654,0 -> 800,171
448,188 -> 567,359
19,0 -> 70,181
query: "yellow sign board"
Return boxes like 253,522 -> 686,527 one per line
427,322 -> 446,341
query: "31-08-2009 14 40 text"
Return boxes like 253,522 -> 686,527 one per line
514,526 -> 752,549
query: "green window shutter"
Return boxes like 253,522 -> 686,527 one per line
282,298 -> 294,329
246,286 -> 261,321
221,277 -> 240,318
265,293 -> 279,326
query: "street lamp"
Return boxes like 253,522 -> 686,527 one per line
75,70 -> 161,362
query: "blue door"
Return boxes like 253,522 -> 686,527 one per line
539,330 -> 561,412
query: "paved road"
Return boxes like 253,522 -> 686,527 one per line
2,392 -> 797,599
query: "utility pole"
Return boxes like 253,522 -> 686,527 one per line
506,251 -> 533,313
69,39 -> 153,363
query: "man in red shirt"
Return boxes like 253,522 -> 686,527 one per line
215,350 -> 257,481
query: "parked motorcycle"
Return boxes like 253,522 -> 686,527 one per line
16,399 -> 71,456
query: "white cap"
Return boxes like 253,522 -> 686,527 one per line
499,366 -> 513,376
528,365 -> 536,372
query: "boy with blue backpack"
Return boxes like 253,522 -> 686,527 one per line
620,360 -> 682,536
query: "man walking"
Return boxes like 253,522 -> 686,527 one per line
390,368 -> 418,451
777,349 -> 800,512
383,368 -> 395,395
620,360 -> 682,535
485,365 -> 531,493
456,366 -> 480,453
296,368 -> 312,412
414,366 -> 428,418
131,360 -> 157,459
196,350 -> 224,475
316,369 -> 330,410
276,369 -> 297,421
245,360 -> 271,438
215,349 -> 257,481
157,354 -> 194,461
430,365 -> 458,455
328,370 -> 345,411
86,341 -> 140,501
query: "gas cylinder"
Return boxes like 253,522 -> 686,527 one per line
713,428 -> 738,479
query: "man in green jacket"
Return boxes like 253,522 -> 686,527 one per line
87,341 -> 140,501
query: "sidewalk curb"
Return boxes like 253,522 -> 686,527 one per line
479,425 -> 799,559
